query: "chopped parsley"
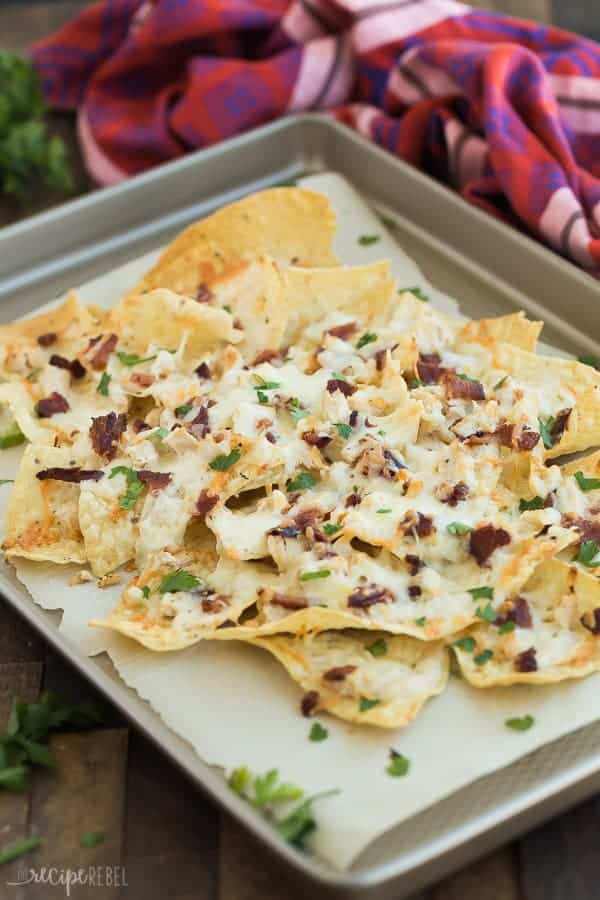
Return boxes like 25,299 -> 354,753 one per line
574,539 -> 600,567
288,398 -> 308,421
400,286 -> 430,302
386,751 -> 410,777
474,649 -> 494,666
256,390 -> 269,404
335,423 -> 352,440
356,331 -> 378,350
80,832 -> 105,848
468,586 -> 494,601
209,449 -> 241,471
499,621 -> 516,634
475,602 -> 496,623
456,372 -> 478,383
287,471 -> 317,492
0,479 -> 14,485
578,354 -> 600,369
109,466 -> 145,510
0,421 -> 25,450
159,569 -> 201,594
150,427 -> 169,441
366,638 -> 387,657
377,508 -> 392,514
309,723 -> 328,742
494,375 -> 508,390
415,617 -> 427,627
538,415 -> 556,450
519,496 -> 545,512
96,371 -> 111,396
358,234 -> 380,246
447,522 -> 473,535
505,714 -> 535,732
141,586 -> 150,599
323,523 -> 341,536
359,697 -> 380,713
299,569 -> 331,581
453,636 -> 476,653
223,304 -> 232,314
175,403 -> 192,418
574,471 -> 600,492
253,375 -> 281,391
0,836 -> 42,865
117,351 -> 156,367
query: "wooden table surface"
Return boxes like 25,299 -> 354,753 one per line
2,2 -> 600,898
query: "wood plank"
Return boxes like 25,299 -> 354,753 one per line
23,728 -> 128,899
0,601 -> 46,664
123,731 -> 219,900
430,845 -> 522,900
519,798 -> 600,900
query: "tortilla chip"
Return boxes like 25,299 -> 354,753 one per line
249,630 -> 449,728
458,311 -> 543,353
3,444 -> 86,565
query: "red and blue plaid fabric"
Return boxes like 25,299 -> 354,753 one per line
32,0 -> 600,272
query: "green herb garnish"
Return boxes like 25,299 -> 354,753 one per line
299,569 -> 331,582
475,602 -> 496,623
175,403 -> 192,418
366,638 -> 387,657
575,540 -> 600,567
335,423 -> 352,440
109,466 -> 145,510
474,649 -> 494,666
253,376 -> 281,391
287,471 -> 317,492
505,715 -> 535,732
0,835 -> 42,866
447,522 -> 473,535
453,636 -> 476,653
358,234 -> 380,246
519,496 -> 545,512
80,832 -> 105,848
117,351 -> 157,367
468,586 -> 494,600
400,286 -> 429,302
141,586 -> 150,599
499,621 -> 516,634
415,616 -> 427,627
288,398 -> 308,421
209,449 -> 241,471
150,427 -> 169,441
0,479 -> 14,486
309,723 -> 328,742
574,471 -> 600,492
359,697 -> 380,713
377,508 -> 392,514
538,415 -> 555,450
159,569 -> 201,594
323,523 -> 341,536
96,371 -> 111,396
356,331 -> 378,350
0,421 -> 25,450
494,375 -> 508,390
386,751 -> 410,777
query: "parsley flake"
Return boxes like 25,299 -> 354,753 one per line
253,376 -> 281,391
475,602 -> 496,623
175,403 -> 192,418
0,479 -> 14,486
109,466 -> 145,510
159,569 -> 201,594
150,427 -> 169,441
415,616 -> 427,627
141,586 -> 150,599
288,398 -> 308,421
447,522 -> 473,535
377,508 -> 392,514
474,649 -> 494,666
209,449 -> 241,471
499,621 -> 516,634
400,286 -> 430,302
359,697 -> 380,713
358,234 -> 380,246
117,351 -> 156,367
494,375 -> 508,390
575,540 -> 600,567
505,714 -> 535,732
538,415 -> 556,450
574,471 -> 600,492
386,751 -> 410,777
323,523 -> 341,536
519,496 -> 545,512
299,569 -> 331,582
453,636 -> 476,653
356,331 -> 378,350
468,586 -> 494,601
0,421 -> 25,450
366,638 -> 387,657
309,723 -> 328,742
287,471 -> 317,492
335,423 -> 352,440
96,372 -> 111,396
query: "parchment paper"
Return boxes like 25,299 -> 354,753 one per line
3,173 -> 599,871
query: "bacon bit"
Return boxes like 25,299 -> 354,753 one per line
269,523 -> 302,538
199,590 -> 228,613
252,348 -> 283,366
495,423 -> 514,448
496,596 -> 533,629
517,428 -> 540,451
408,585 -> 422,598
349,410 -> 359,427
405,554 -> 422,576
514,647 -> 538,673
561,516 -> 600,544
270,593 -> 308,610
326,321 -> 358,341
302,430 -> 331,449
188,403 -> 211,439
265,431 -> 276,444
301,690 -> 319,717
36,392 -> 69,417
345,492 -> 361,508
195,362 -> 211,379
49,353 -> 86,380
581,608 -> 600,635
130,372 -> 155,387
36,467 -> 104,483
416,353 -> 443,384
89,412 -> 127,461
195,490 -> 218,518
323,665 -> 357,682
195,282 -> 213,303
402,512 -> 433,538
551,408 -> 572,444
137,470 -> 172,492
440,482 -> 469,507
348,585 -> 394,608
374,348 -> 387,371
442,372 -> 485,401
326,378 -> 356,397
469,524 -> 510,565
382,449 -> 406,477
90,334 -> 118,371
37,332 -> 57,347
133,419 -> 151,433
98,572 -> 121,589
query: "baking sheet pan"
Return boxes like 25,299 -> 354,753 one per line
1,116 -> 600,899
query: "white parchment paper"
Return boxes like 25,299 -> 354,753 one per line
3,173 -> 600,871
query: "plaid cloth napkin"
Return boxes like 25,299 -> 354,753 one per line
32,0 -> 600,272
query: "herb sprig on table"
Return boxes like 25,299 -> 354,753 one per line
0,51 -> 72,200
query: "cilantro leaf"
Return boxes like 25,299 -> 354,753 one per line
80,832 -> 105,848
96,372 -> 111,396
538,415 -> 556,450
275,790 -> 338,846
141,586 -> 150,599
0,835 -> 42,865
358,234 -> 380,246
377,508 -> 392,514
175,403 -> 192,418
468,586 -> 494,600
386,751 -> 410,777
356,331 -> 378,350
117,351 -> 157,367
359,697 -> 380,713
575,540 -> 600,567
335,423 -> 352,440
494,375 -> 508,390
209,449 -> 241,471
574,471 -> 600,492
447,522 -> 473,535
309,722 -> 328,742
519,496 -> 545,512
287,471 -> 317,492
0,421 -> 25,450
299,569 -> 330,581
474,649 -> 494,666
505,715 -> 535,732
453,636 -> 476,653
108,466 -> 145,510
256,390 -> 269,404
415,617 -> 427,627
159,569 -> 201,594
475,602 -> 496,623
400,285 -> 429,302
228,766 -> 251,795
253,376 -> 281,391
366,638 -> 387,657
288,398 -> 308,421
150,427 -> 169,441
323,523 -> 341,536
499,621 -> 516,634
252,769 -> 304,808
